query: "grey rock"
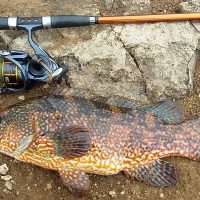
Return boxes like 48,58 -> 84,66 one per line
5,181 -> 12,190
0,164 -> 9,175
180,0 -> 200,12
109,190 -> 117,198
96,0 -> 150,15
1,175 -> 12,181
114,22 -> 200,101
3,189 -> 10,194
18,95 -> 25,101
71,29 -> 147,102
0,0 -> 199,103
160,193 -> 164,198
46,183 -> 53,190
122,0 -> 150,14
180,0 -> 200,33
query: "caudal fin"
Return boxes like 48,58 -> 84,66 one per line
181,117 -> 200,161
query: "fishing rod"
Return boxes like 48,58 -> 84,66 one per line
0,13 -> 200,93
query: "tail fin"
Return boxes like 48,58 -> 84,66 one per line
181,117 -> 200,161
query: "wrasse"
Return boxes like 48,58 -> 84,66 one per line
0,92 -> 199,197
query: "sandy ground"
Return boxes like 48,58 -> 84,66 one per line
0,0 -> 199,200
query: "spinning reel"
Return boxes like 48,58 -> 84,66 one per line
0,16 -> 73,93
0,48 -> 66,93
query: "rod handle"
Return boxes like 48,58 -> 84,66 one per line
51,15 -> 96,28
0,17 -> 9,30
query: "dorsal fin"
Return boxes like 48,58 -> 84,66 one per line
141,99 -> 185,124
50,87 -> 184,124
51,86 -> 142,112
51,86 -> 88,99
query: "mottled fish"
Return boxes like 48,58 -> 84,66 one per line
0,92 -> 199,197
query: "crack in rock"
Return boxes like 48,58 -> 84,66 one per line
110,25 -> 149,100
189,21 -> 200,35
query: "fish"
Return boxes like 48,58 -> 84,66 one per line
0,91 -> 199,197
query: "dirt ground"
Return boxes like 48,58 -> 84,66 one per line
0,0 -> 200,200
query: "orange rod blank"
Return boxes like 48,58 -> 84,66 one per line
97,13 -> 200,24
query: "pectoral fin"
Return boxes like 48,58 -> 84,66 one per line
59,168 -> 90,197
50,125 -> 91,158
124,159 -> 177,187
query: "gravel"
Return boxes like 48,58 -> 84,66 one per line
1,175 -> 12,181
0,164 -> 9,175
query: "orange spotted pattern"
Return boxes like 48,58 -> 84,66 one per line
0,96 -> 199,189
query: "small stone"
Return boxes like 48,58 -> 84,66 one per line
43,84 -> 49,89
109,191 -> 117,198
160,193 -> 164,198
0,164 -> 9,175
120,191 -> 125,195
94,182 -> 98,188
1,175 -> 12,181
47,183 -> 52,190
16,191 -> 20,195
5,181 -> 12,190
3,189 -> 10,194
18,95 -> 25,100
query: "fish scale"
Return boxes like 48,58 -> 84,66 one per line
0,95 -> 199,197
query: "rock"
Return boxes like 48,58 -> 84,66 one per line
120,191 -> 125,195
1,175 -> 12,181
180,0 -> 200,32
5,181 -> 12,190
72,29 -> 147,103
114,21 -> 199,101
97,0 -> 150,15
160,193 -> 164,198
46,183 -> 53,190
0,164 -> 9,175
122,0 -> 150,14
180,0 -> 200,12
43,84 -> 50,89
3,189 -> 10,194
109,190 -> 117,198
18,95 -> 25,101
0,0 -> 199,104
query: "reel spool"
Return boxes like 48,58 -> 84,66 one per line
0,50 -> 29,93
0,49 -> 66,93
